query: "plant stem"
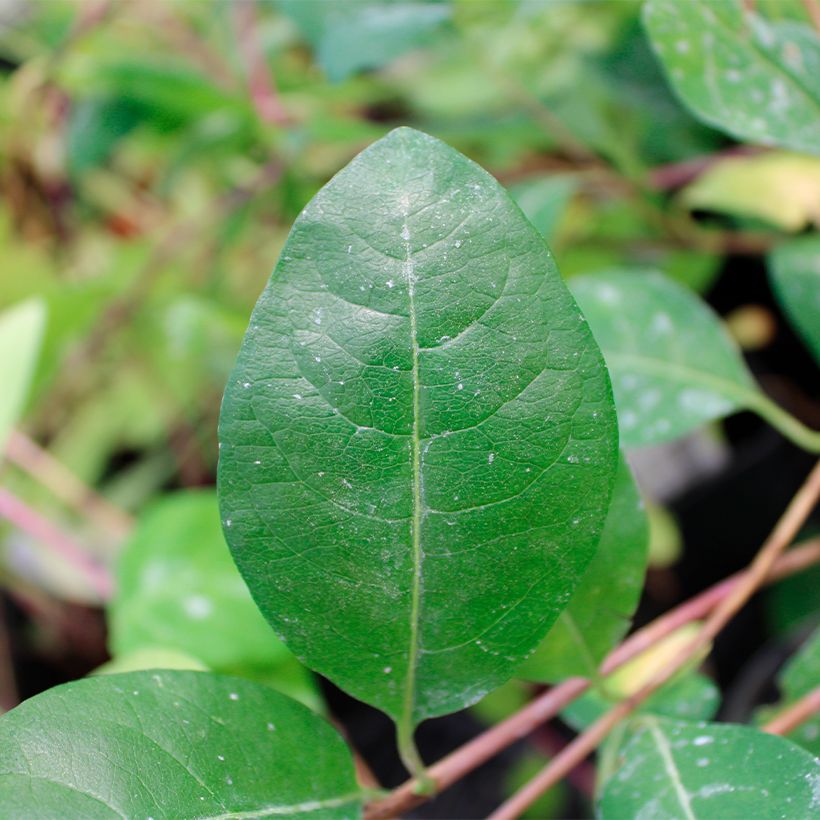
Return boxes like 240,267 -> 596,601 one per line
746,392 -> 820,454
801,0 -> 820,33
763,687 -> 820,737
0,488 -> 113,601
363,537 -> 820,819
489,460 -> 820,820
5,431 -> 133,541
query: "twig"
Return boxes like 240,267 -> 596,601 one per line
489,460 -> 820,820
763,687 -> 820,737
233,0 -> 290,125
0,603 -> 18,713
801,0 -> 820,33
0,488 -> 113,601
5,431 -> 133,541
364,537 -> 820,819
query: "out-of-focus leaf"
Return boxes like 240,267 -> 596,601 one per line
571,270 -> 757,447
646,500 -> 682,568
66,97 -> 142,175
769,234 -> 820,364
0,299 -> 46,454
682,152 -> 820,232
93,646 -> 208,676
109,490 -> 319,709
280,0 -> 452,82
0,671 -> 362,817
599,716 -> 820,819
510,175 -> 577,243
520,455 -> 648,681
644,0 -> 820,154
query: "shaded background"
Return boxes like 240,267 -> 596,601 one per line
0,1 -> 818,816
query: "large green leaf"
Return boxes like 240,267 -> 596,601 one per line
519,454 -> 648,681
599,716 -> 820,819
643,0 -> 820,155
0,298 -> 46,454
571,270 -> 757,447
218,127 -> 619,762
769,234 -> 820,366
0,671 -> 362,817
109,490 -> 318,707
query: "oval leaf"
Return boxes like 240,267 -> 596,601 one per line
644,0 -> 820,155
571,270 -> 755,447
218,128 -> 619,745
520,454 -> 648,681
769,234 -> 820,366
0,670 -> 361,818
599,716 -> 820,819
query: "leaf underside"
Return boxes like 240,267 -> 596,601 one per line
218,127 -> 618,733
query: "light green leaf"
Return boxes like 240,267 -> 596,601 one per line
599,716 -> 820,819
643,0 -> 820,154
94,647 -> 208,675
510,175 -> 577,244
217,127 -> 619,766
571,269 -> 820,450
0,298 -> 46,454
681,152 -> 820,232
280,0 -> 451,82
0,671 -> 362,818
769,234 -> 820,365
519,454 -> 648,681
109,490 -> 318,708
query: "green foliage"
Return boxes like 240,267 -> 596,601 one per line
0,671 -> 362,817
217,128 -> 618,762
644,0 -> 820,154
769,234 -> 820,365
599,716 -> 820,819
0,298 -> 46,454
520,455 -> 648,682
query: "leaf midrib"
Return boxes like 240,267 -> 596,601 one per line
645,716 -> 696,820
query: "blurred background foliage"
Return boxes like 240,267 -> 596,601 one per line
0,1 -> 818,816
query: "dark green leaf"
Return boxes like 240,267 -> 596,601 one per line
0,671 -> 361,817
218,128 -> 618,755
519,454 -> 648,681
599,716 -> 820,819
769,234 -> 820,365
644,0 -> 820,154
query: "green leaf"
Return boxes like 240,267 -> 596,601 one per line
0,670 -> 362,817
0,298 -> 46,454
509,175 -> 577,244
109,491 -> 319,708
519,454 -> 648,681
599,716 -> 820,819
769,234 -> 820,365
681,152 -> 820,232
571,269 -> 820,451
643,0 -> 820,155
217,127 -> 619,765
280,0 -> 451,82
93,647 -> 208,675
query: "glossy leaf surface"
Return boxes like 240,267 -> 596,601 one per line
0,671 -> 361,818
520,454 -> 648,681
571,270 -> 754,447
0,298 -> 46,453
218,128 -> 619,737
644,0 -> 820,154
769,235 -> 820,366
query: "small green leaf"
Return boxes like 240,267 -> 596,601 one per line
681,152 -> 820,232
643,0 -> 820,154
109,491 -> 318,708
769,234 -> 820,365
519,454 -> 648,681
0,671 -> 362,818
218,127 -> 619,763
94,647 -> 208,675
599,716 -> 820,819
0,298 -> 46,454
280,0 -> 451,82
571,269 -> 820,451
